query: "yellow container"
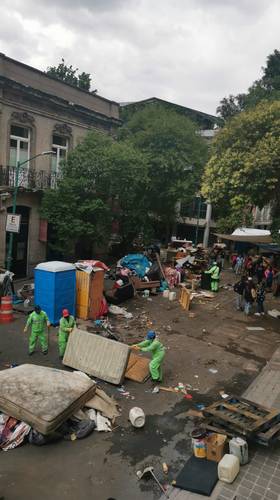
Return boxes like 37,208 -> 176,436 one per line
76,271 -> 90,320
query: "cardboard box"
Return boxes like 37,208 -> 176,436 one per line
206,433 -> 227,462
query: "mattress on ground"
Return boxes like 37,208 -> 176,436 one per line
63,328 -> 130,385
0,364 -> 96,434
175,456 -> 218,496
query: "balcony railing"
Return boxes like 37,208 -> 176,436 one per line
0,165 -> 58,190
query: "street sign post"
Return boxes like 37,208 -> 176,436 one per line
6,213 -> 21,233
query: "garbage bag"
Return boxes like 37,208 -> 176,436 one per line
28,429 -> 62,446
59,419 -> 96,440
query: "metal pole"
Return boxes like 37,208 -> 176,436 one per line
6,160 -> 20,271
195,195 -> 202,246
5,151 -> 53,271
203,201 -> 212,248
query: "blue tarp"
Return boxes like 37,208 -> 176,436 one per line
120,254 -> 151,278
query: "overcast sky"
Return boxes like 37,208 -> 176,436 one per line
1,0 -> 280,114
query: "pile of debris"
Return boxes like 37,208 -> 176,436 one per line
0,364 -> 120,452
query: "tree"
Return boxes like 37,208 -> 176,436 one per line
202,101 -> 280,232
120,105 -> 208,241
217,49 -> 280,120
41,131 -> 149,257
46,58 -> 92,91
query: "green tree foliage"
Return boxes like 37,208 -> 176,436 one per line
217,49 -> 280,121
41,132 -> 148,256
46,58 -> 92,91
202,101 -> 280,232
120,105 -> 208,240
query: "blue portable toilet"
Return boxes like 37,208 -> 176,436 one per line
34,261 -> 76,325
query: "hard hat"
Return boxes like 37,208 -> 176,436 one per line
62,308 -> 70,317
147,330 -> 156,340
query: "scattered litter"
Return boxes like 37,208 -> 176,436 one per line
85,387 -> 120,421
194,375 -> 199,378
246,327 -> 265,331
186,409 -> 204,418
152,386 -> 160,394
196,403 -> 205,410
129,407 -> 145,428
86,409 -> 112,432
268,309 -> 280,319
162,462 -> 169,474
184,394 -> 193,400
219,391 -> 229,399
209,368 -> 218,374
108,305 -> 133,319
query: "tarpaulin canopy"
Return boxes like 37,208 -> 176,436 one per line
215,233 -> 273,243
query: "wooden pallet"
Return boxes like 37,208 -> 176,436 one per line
204,416 -> 280,447
203,396 -> 280,434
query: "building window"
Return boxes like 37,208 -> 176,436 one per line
51,135 -> 68,175
9,125 -> 30,167
9,125 -> 31,187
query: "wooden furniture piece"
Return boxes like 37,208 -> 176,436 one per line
76,270 -> 105,320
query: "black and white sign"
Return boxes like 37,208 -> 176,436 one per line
6,213 -> 21,233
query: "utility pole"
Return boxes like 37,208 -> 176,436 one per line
203,201 -> 212,248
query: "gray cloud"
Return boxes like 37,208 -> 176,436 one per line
0,0 -> 279,114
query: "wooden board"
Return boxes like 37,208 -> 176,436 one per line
130,277 -> 160,290
125,352 -> 150,383
88,270 -> 105,320
179,288 -> 191,311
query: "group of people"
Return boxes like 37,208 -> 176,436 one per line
24,306 -> 166,383
232,254 -> 275,288
234,275 -> 266,316
24,306 -> 76,358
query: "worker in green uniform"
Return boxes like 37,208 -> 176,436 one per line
132,330 -> 165,382
205,261 -> 220,292
58,308 -> 76,359
24,305 -> 50,355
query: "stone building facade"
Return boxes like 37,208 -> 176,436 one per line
0,53 -> 121,277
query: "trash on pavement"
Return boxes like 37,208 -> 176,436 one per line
136,466 -> 168,497
0,413 -> 31,451
206,433 -> 227,462
85,387 -> 120,421
108,305 -> 133,319
209,368 -> 218,374
268,309 -> 280,318
129,407 -> 145,428
229,437 -> 249,465
162,462 -> 169,474
152,386 -> 160,394
86,409 -> 112,432
218,454 -> 240,483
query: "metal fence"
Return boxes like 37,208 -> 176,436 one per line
0,166 -> 58,190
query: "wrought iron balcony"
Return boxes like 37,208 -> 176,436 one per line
0,165 -> 58,190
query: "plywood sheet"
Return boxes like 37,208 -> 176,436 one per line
0,364 -> 95,434
125,352 -> 150,382
63,328 -> 130,385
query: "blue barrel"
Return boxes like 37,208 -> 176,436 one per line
34,261 -> 76,325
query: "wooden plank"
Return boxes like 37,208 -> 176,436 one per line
125,352 -> 150,383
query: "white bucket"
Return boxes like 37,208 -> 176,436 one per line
163,290 -> 169,298
129,407 -> 145,428
169,291 -> 176,301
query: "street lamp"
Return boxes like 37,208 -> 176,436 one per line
6,151 -> 54,271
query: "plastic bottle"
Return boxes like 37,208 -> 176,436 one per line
218,454 -> 240,483
229,437 -> 249,465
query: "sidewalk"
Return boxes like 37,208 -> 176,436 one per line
161,348 -> 280,500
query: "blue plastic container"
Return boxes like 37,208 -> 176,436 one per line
34,261 -> 76,325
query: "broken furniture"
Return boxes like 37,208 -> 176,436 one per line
63,327 -> 130,385
0,364 -> 95,434
203,395 -> 280,446
76,260 -> 108,320
130,276 -> 160,291
34,261 -> 76,325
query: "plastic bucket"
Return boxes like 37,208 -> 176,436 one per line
191,428 -> 207,458
129,407 -> 145,428
0,296 -> 13,323
169,291 -> 176,301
